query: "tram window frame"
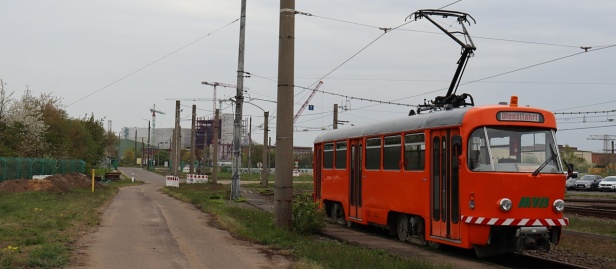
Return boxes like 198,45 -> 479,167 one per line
335,141 -> 347,169
404,133 -> 425,171
365,137 -> 381,170
323,143 -> 334,169
383,135 -> 402,170
467,128 -> 488,171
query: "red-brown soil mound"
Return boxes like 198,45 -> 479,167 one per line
0,173 -> 107,193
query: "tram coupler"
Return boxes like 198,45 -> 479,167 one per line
516,227 -> 550,252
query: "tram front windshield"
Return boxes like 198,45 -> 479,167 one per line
467,127 -> 563,174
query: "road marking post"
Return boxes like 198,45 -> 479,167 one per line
91,169 -> 95,192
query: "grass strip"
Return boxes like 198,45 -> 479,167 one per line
162,183 -> 449,269
0,178 -> 140,268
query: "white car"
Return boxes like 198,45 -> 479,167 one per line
565,178 -> 576,190
565,172 -> 578,191
598,176 -> 616,191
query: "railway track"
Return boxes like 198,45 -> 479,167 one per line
322,218 -> 591,269
250,191 -> 611,268
565,200 -> 616,218
489,253 -> 591,269
565,198 -> 616,204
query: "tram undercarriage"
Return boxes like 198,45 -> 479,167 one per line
474,226 -> 561,258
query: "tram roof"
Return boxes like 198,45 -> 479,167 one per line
314,106 -> 470,143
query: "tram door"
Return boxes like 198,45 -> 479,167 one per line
314,144 -> 322,200
348,139 -> 363,220
430,129 -> 461,240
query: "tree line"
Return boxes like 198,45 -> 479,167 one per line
0,80 -> 116,170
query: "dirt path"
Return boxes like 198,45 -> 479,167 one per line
69,167 -> 292,269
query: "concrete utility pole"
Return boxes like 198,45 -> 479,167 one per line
262,111 -> 269,187
117,132 -> 121,169
275,0 -> 295,229
147,121 -> 151,169
173,100 -> 181,176
248,117 -> 252,174
190,104 -> 196,174
201,118 -> 208,175
212,109 -> 219,184
231,0 -> 248,200
333,104 -> 339,130
134,130 -> 138,165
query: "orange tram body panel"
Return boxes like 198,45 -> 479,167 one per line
313,102 -> 568,257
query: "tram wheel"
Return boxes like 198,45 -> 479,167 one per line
428,241 -> 441,249
397,214 -> 409,242
330,203 -> 344,225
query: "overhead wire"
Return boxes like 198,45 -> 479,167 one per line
287,9 -> 616,116
67,18 -> 240,107
553,99 -> 616,112
555,110 -> 616,115
378,44 -> 616,108
559,124 -> 616,131
252,7 -> 616,131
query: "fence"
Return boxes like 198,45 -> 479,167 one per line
0,157 -> 85,182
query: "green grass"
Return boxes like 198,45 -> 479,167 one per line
564,214 -> 616,236
0,178 -> 142,268
558,214 -> 616,259
162,182 -> 449,269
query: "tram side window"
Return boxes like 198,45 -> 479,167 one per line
335,141 -> 347,169
365,137 -> 381,170
323,143 -> 334,169
383,135 -> 401,170
404,133 -> 425,170
468,128 -> 490,171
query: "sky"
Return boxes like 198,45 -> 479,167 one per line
1,0 -> 615,151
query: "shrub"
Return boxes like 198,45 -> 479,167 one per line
292,196 -> 326,235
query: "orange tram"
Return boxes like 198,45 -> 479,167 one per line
313,98 -> 568,257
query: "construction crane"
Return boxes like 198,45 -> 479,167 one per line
201,81 -> 249,114
293,81 -> 324,124
150,104 -> 165,147
588,135 -> 616,153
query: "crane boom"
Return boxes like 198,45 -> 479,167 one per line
149,104 -> 165,147
165,98 -> 214,102
201,81 -> 249,114
293,81 -> 323,124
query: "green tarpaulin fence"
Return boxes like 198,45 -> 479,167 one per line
0,157 -> 85,182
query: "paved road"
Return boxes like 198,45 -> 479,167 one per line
69,167 -> 291,269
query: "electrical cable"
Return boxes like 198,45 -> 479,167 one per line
553,99 -> 616,112
300,8 -> 591,49
555,110 -> 616,115
559,124 -> 616,131
67,18 -> 239,107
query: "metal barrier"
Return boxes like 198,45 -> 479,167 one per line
0,157 -> 85,182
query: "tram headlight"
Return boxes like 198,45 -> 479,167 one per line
498,198 -> 512,212
553,199 -> 565,213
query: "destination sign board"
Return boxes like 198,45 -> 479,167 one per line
497,111 -> 544,123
